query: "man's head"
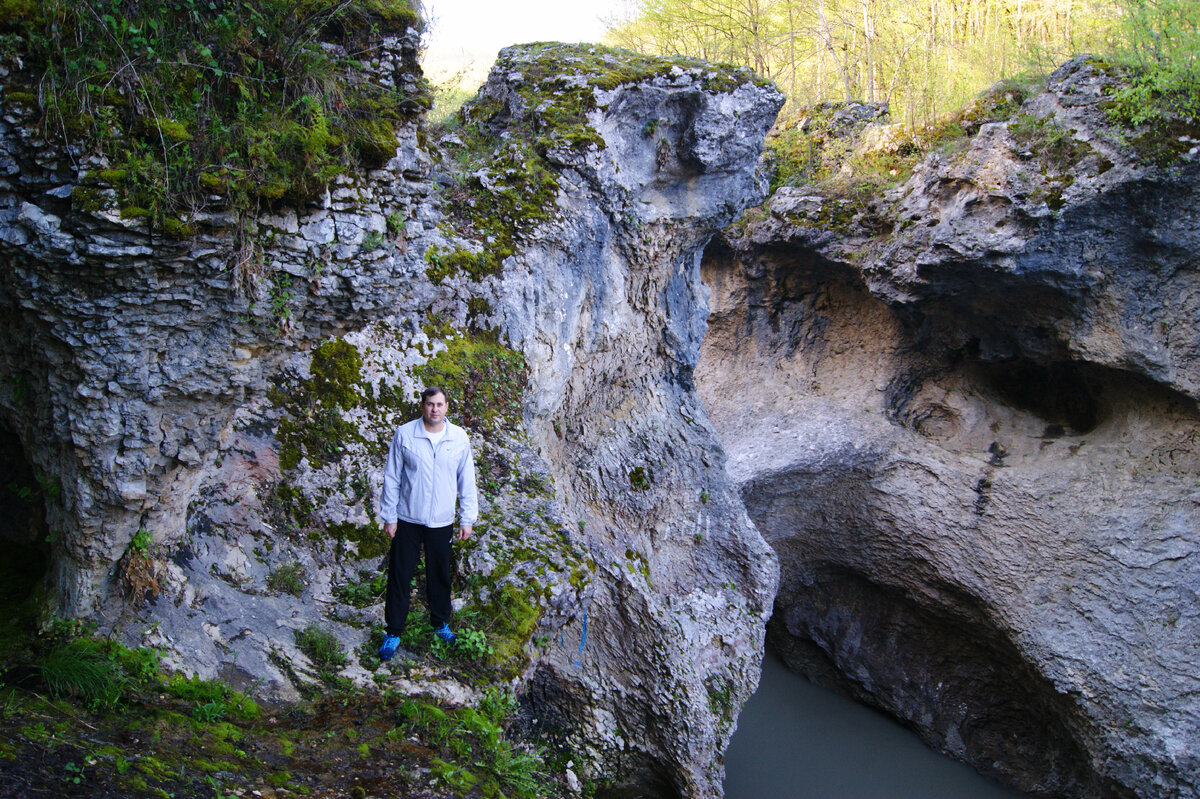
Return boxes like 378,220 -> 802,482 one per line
420,387 -> 448,429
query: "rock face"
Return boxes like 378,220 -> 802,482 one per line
0,29 -> 435,622
698,58 -> 1200,797
0,31 -> 782,799
480,45 -> 783,796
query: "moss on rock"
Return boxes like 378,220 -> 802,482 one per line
437,43 -> 768,280
327,520 -> 389,561
1,0 -> 427,234
271,338 -> 365,470
412,335 -> 526,431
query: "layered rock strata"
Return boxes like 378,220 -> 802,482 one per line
698,58 -> 1200,797
0,34 -> 782,799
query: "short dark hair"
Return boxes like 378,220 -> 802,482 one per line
420,386 -> 447,403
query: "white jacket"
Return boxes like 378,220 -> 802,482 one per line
380,418 -> 478,527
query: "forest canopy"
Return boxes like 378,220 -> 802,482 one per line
603,0 -> 1200,126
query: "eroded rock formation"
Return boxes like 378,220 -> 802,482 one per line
0,29 -> 781,799
698,58 -> 1200,797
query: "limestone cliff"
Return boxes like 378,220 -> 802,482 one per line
0,25 -> 781,799
698,58 -> 1200,797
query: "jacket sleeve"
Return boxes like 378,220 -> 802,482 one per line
380,428 -> 403,524
457,438 -> 478,526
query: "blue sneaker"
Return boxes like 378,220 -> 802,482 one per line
433,624 -> 456,644
378,634 -> 402,661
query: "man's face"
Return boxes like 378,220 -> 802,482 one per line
421,392 -> 447,427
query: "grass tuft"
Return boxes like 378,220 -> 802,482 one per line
38,639 -> 127,711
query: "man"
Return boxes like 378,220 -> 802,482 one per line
377,386 -> 478,661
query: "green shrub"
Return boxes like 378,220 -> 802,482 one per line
452,627 -> 491,661
479,686 -> 519,726
485,740 -> 546,798
267,562 -> 306,596
394,695 -> 550,798
1108,0 -> 1200,125
164,673 -> 228,704
192,699 -> 228,723
129,528 -> 153,556
111,645 -> 162,689
629,467 -> 651,490
164,673 -> 260,721
335,571 -> 387,607
429,626 -> 492,663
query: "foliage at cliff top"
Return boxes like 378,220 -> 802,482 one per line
0,0 -> 426,236
429,42 -> 770,281
765,12 -> 1199,203
765,74 -> 1040,197
1103,0 -> 1200,126
606,0 -> 1198,155
605,0 -> 1120,127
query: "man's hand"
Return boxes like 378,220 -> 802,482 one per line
384,522 -> 397,539
457,524 -> 473,541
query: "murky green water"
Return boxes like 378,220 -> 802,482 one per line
724,649 -> 1028,798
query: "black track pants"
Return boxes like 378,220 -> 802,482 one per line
384,520 -> 454,636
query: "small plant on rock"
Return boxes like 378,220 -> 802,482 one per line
267,562 -> 307,596
335,571 -> 387,607
295,624 -> 347,682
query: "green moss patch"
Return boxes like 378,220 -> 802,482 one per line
271,338 -> 365,470
412,335 -> 526,432
3,0 -> 427,232
328,520 -> 390,561
470,583 -> 541,677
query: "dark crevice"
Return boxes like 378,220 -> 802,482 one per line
0,422 -> 50,554
0,421 -> 51,651
973,360 -> 1103,434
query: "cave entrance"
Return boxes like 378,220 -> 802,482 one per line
0,422 -> 51,647
973,359 -> 1103,435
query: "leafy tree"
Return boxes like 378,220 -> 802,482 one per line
606,0 -> 1120,125
1108,0 -> 1200,123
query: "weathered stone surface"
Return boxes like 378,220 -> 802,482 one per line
478,44 -> 784,797
699,58 -> 1200,798
0,37 -> 782,798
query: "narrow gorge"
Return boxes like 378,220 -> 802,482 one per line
0,5 -> 1198,798
698,60 -> 1200,797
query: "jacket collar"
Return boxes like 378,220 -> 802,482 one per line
413,418 -> 452,439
